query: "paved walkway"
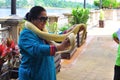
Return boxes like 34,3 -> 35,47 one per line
57,20 -> 120,80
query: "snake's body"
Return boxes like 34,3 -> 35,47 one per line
24,21 -> 86,52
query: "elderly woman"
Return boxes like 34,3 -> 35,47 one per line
18,6 -> 70,80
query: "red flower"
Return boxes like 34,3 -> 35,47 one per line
0,37 -> 20,73
10,41 -> 15,49
0,44 -> 6,56
0,38 -> 19,65
1,47 -> 12,58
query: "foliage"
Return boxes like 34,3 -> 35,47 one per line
99,9 -> 104,20
59,24 -> 72,32
5,0 -> 11,7
0,37 -> 19,73
34,0 -> 44,6
70,7 -> 89,25
59,26 -> 68,32
102,0 -> 112,8
111,0 -> 118,8
0,1 -> 5,7
46,22 -> 58,34
94,0 -> 100,8
43,0 -> 82,8
94,0 -> 119,9
0,0 -> 93,9
17,0 -> 28,8
117,2 -> 120,8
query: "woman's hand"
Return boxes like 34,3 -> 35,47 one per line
56,38 -> 70,51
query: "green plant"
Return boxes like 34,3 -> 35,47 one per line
94,0 -> 100,8
59,24 -> 72,32
46,22 -> 58,34
94,0 -> 119,9
70,7 -> 89,25
99,9 -> 104,20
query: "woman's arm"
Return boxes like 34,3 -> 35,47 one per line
19,29 -> 70,57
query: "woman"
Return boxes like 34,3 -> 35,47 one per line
113,28 -> 120,80
18,6 -> 70,80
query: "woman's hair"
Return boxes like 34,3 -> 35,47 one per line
25,6 -> 46,21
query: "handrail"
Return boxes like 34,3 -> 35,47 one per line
0,26 -> 11,32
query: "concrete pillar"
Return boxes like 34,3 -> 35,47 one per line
0,15 -> 23,43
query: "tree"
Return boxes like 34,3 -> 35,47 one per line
34,0 -> 44,6
94,0 -> 100,8
94,0 -> 118,8
0,0 -> 5,8
16,0 -> 28,8
5,0 -> 11,8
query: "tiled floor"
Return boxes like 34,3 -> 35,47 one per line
57,20 -> 119,80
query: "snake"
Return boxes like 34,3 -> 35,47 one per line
24,21 -> 86,52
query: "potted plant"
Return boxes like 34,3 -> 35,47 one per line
99,9 -> 104,28
60,7 -> 90,59
0,37 -> 19,80
70,7 -> 89,47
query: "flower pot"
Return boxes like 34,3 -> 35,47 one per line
0,68 -> 18,80
99,20 -> 104,28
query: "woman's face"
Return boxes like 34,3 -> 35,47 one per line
32,11 -> 48,30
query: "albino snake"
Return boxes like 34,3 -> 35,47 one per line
24,21 -> 86,52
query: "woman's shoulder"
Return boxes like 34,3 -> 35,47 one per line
20,28 -> 35,35
19,28 -> 39,40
